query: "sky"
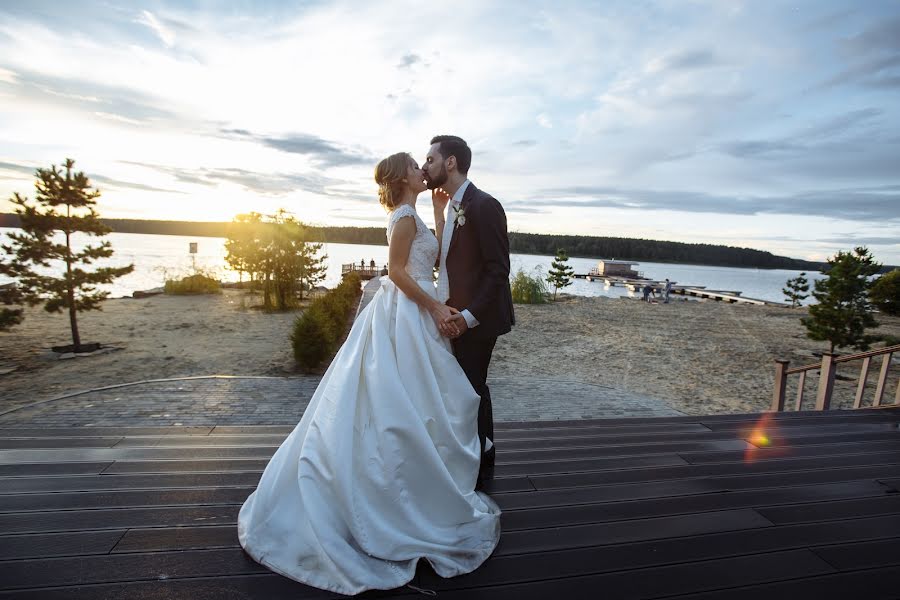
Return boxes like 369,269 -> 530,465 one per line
0,0 -> 898,263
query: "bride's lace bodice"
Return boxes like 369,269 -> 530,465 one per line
386,204 -> 438,281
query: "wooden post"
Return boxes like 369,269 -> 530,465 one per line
772,360 -> 790,412
794,370 -> 807,411
873,352 -> 892,407
854,356 -> 871,409
815,353 -> 837,411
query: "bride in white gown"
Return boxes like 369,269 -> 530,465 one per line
237,152 -> 501,595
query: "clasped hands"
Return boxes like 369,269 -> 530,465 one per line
431,304 -> 468,339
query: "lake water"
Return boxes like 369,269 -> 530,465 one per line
0,227 -> 823,304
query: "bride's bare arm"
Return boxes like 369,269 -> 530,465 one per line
389,216 -> 457,334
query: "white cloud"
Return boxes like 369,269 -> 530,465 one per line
136,10 -> 175,48
0,0 -> 898,263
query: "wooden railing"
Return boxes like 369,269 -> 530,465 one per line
341,263 -> 386,280
772,344 -> 900,412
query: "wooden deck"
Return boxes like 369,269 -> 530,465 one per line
1,408 -> 899,599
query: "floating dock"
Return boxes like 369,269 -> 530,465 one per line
573,267 -> 784,306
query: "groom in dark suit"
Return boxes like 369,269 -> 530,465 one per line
423,135 -> 515,490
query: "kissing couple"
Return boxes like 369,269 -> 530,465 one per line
238,135 -> 515,595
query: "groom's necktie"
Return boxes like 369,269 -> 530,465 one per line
436,199 -> 458,303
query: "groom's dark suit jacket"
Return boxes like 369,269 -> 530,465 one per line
446,182 -> 515,339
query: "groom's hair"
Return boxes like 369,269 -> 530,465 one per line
430,135 -> 471,175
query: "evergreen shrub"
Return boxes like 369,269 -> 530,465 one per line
292,274 -> 363,371
164,273 -> 221,295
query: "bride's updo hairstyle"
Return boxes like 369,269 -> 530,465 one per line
375,152 -> 411,211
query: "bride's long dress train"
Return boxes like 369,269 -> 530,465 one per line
237,206 -> 500,595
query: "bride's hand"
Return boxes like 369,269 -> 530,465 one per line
432,187 -> 451,212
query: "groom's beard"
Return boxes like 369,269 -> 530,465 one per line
425,165 -> 448,190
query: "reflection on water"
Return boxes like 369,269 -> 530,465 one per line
1,228 -> 823,303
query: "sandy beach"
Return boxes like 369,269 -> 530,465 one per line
2,288 -> 899,416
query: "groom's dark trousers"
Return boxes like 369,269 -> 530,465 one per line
452,334 -> 497,486
444,182 -> 514,489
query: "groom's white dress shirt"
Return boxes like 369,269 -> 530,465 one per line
437,179 -> 479,329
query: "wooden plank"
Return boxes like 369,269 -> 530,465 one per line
0,446 -> 277,464
501,428 -> 900,453
510,449 -> 900,481
494,422 -> 713,439
494,508 -> 772,556
879,478 -> 900,492
0,505 -> 239,535
88,429 -> 763,449
812,538 -> 900,571
640,566 -> 900,600
0,574 -> 335,600
210,425 -> 293,435
0,472 -> 263,495
854,356 -> 872,408
420,514 -> 900,592
497,454 -> 688,477
527,452 -> 900,491
761,431 -> 900,447
112,525 -> 238,554
0,530 -> 125,560
499,431 -> 752,451
501,480 -> 888,532
0,438 -> 124,449
0,439 -> 750,466
697,413 -> 900,431
679,439 -> 900,464
500,439 -> 753,463
699,421 -> 899,435
758,495 -> 900,525
0,471 -> 532,496
0,487 -> 254,513
101,459 -> 270,475
401,549 -> 833,600
493,408 -> 900,429
0,548 -> 268,591
0,462 -> 114,477
521,464 -> 900,503
0,427 -> 214,438
113,436 -> 287,448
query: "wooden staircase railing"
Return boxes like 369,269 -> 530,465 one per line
772,344 -> 900,411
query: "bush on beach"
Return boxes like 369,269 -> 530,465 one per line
164,273 -> 222,295
511,268 -> 548,304
292,272 -> 362,372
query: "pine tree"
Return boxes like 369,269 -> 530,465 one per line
782,272 -> 810,308
801,247 -> 880,353
546,248 -> 574,300
0,159 -> 134,351
869,269 -> 900,317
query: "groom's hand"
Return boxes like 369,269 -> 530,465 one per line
443,313 -> 469,339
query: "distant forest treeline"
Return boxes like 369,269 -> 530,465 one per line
0,212 -> 835,271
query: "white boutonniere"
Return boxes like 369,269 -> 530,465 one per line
452,204 -> 466,227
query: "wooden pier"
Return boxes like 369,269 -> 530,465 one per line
2,408 -> 899,598
573,272 -> 783,306
341,262 -> 386,281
